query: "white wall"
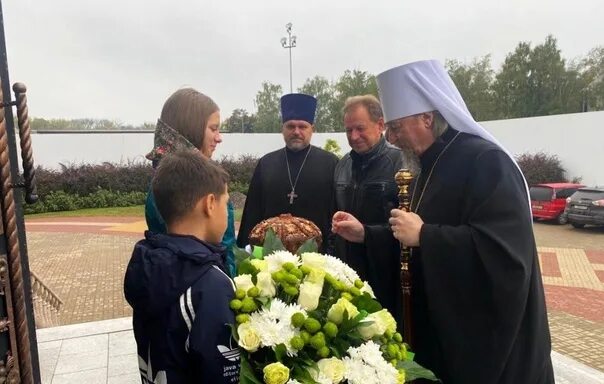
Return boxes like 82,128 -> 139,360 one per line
22,111 -> 604,186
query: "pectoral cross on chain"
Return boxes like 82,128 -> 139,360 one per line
287,190 -> 298,204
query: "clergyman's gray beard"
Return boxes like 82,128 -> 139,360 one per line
401,147 -> 421,176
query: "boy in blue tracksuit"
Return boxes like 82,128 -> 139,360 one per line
124,150 -> 240,383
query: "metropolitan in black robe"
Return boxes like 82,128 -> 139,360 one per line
237,145 -> 338,251
385,127 -> 553,383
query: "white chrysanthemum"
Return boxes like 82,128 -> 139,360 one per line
360,281 -> 375,298
343,341 -> 398,384
248,298 -> 306,356
264,251 -> 301,273
323,254 -> 361,286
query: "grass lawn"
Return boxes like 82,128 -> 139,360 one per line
25,205 -> 145,218
26,205 -> 243,221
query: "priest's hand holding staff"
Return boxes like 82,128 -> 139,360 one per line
389,209 -> 424,247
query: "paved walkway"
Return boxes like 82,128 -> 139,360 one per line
36,317 -> 604,384
25,217 -> 604,372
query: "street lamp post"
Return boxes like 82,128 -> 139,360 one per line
280,22 -> 297,93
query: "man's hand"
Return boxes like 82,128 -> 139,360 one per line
389,209 -> 424,247
332,211 -> 365,243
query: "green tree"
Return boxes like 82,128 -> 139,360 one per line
330,70 -> 378,131
223,108 -> 255,133
254,82 -> 283,133
322,138 -> 342,158
575,46 -> 604,111
298,76 -> 335,132
446,55 -> 497,121
493,35 -> 583,118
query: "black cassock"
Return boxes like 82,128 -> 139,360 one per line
371,128 -> 553,384
237,145 -> 339,251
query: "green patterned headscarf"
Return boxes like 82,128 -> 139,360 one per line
145,119 -> 197,164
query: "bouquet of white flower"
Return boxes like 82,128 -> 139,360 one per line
231,230 -> 437,384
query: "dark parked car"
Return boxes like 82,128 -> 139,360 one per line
530,183 -> 585,224
565,187 -> 604,228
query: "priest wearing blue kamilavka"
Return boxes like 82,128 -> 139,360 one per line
237,94 -> 339,251
334,60 -> 553,384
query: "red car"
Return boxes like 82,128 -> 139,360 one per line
530,183 -> 585,224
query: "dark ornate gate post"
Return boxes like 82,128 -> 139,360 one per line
0,1 -> 42,382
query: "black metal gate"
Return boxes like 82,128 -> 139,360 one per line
0,1 -> 42,382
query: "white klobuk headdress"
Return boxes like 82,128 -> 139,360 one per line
376,59 -> 530,207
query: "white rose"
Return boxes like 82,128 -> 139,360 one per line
250,259 -> 268,272
237,322 -> 261,352
327,298 -> 359,324
234,274 -> 254,292
305,267 -> 325,285
317,358 -> 345,384
297,282 -> 323,311
301,252 -> 326,269
257,271 -> 276,298
358,309 -> 397,340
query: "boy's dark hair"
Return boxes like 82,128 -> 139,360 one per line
153,150 -> 229,226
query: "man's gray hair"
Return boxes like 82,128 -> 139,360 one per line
432,111 -> 449,138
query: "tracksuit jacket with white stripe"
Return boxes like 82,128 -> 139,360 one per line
124,231 -> 241,384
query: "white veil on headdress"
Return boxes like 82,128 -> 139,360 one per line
376,60 -> 530,206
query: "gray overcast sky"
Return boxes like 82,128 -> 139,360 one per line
4,0 -> 603,124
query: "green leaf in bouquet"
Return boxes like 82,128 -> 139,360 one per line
273,344 -> 288,362
397,360 -> 440,382
233,246 -> 252,269
239,355 -> 263,384
238,259 -> 259,276
296,238 -> 319,254
351,292 -> 382,313
339,309 -> 370,334
292,364 -> 320,384
262,228 -> 286,256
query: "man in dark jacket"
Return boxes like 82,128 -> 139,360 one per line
332,95 -> 405,321
124,151 -> 240,384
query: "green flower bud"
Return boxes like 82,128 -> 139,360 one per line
323,322 -> 338,338
272,271 -> 286,282
385,330 -> 395,340
303,318 -> 321,334
340,292 -> 353,301
290,268 -> 304,279
348,287 -> 362,297
236,314 -> 250,323
387,344 -> 398,359
235,288 -> 246,300
324,273 -> 337,286
291,312 -> 306,328
310,332 -> 326,350
317,346 -> 330,358
229,299 -> 243,311
393,332 -> 403,343
397,351 -> 405,361
390,359 -> 398,366
299,265 -> 312,275
354,279 -> 364,289
241,297 -> 257,313
300,330 -> 311,343
284,273 -> 300,285
247,286 -> 260,298
283,286 -> 299,296
335,282 -> 348,292
282,262 -> 296,271
290,335 -> 304,350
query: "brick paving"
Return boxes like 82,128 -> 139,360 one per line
24,217 -> 604,371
